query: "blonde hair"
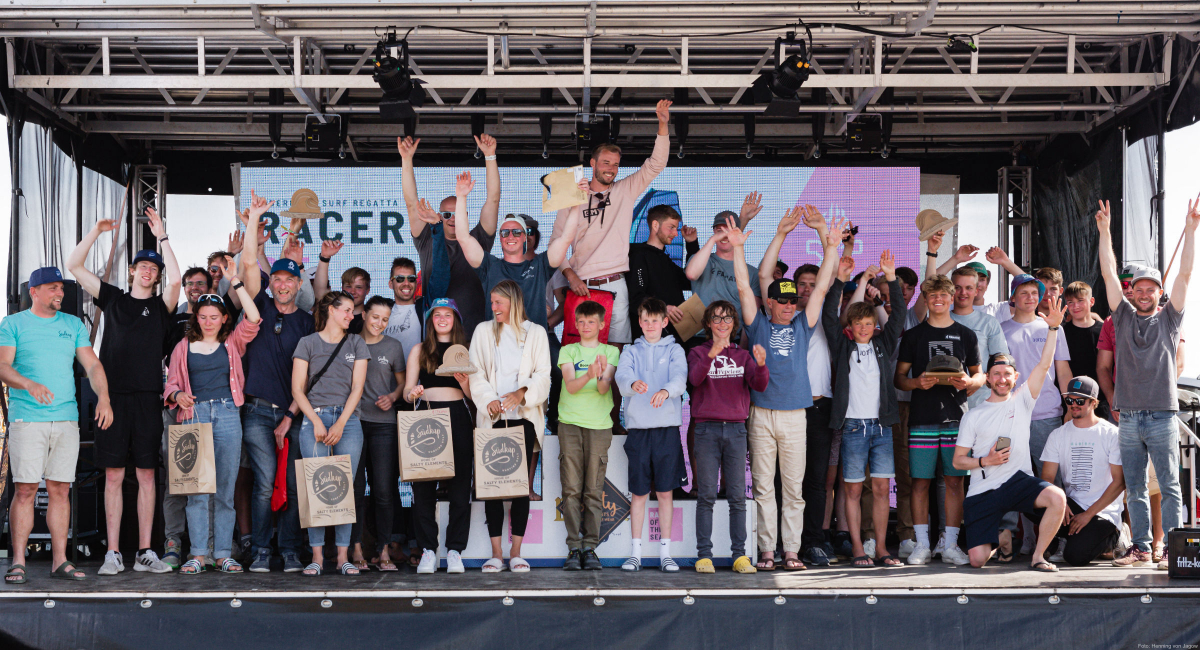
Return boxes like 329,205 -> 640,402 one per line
921,274 -> 955,296
490,280 -> 528,346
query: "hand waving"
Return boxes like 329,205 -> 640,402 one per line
320,238 -> 344,259
145,206 -> 166,239
474,134 -> 497,157
722,216 -> 753,248
1041,296 -> 1066,329
456,171 -> 474,197
777,206 -> 803,236
740,191 -> 764,224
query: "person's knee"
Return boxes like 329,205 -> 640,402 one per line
969,547 -> 990,568
1063,547 -> 1093,567
13,482 -> 38,502
844,482 -> 863,500
1042,486 -> 1067,510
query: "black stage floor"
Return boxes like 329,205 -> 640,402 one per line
2,558 -> 1199,649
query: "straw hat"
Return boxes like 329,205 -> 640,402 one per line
915,208 -> 958,241
280,188 -> 322,220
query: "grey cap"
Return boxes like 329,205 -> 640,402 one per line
1130,266 -> 1163,289
712,210 -> 739,230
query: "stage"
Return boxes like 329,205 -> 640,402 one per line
2,559 -> 1199,649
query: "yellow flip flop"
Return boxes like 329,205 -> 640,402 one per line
732,556 -> 758,574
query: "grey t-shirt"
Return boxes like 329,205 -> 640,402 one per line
475,252 -> 557,330
1111,299 -> 1184,411
360,337 -> 406,423
292,333 -> 371,411
691,255 -> 759,322
950,308 -> 1009,408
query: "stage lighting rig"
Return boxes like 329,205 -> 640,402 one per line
945,35 -> 977,54
752,28 -> 814,117
373,30 -> 425,121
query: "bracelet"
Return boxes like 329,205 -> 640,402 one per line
231,281 -> 244,291
319,255 -> 331,263
979,457 -> 984,469
286,410 -> 298,421
925,251 -> 938,258
1048,325 -> 1059,330
158,236 -> 169,243
297,263 -> 305,271
484,154 -> 497,161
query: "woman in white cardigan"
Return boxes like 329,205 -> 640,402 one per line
469,280 -> 552,573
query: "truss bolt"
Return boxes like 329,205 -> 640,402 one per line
683,595 -> 695,605
320,599 -> 333,609
230,598 -> 242,608
957,595 -> 969,605
502,596 -> 514,606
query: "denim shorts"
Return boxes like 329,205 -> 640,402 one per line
840,418 -> 895,482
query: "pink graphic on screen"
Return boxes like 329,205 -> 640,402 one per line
509,508 -> 542,544
649,507 -> 684,542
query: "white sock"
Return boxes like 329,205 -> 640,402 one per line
631,539 -> 642,560
915,525 -> 930,547
660,539 -> 671,559
945,527 -> 960,549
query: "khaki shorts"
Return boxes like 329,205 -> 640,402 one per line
9,421 -> 79,484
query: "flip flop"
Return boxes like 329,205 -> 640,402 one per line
50,562 -> 85,581
376,560 -> 398,572
875,555 -> 904,568
5,564 -> 27,584
996,549 -> 1015,564
1031,561 -> 1059,573
783,558 -> 807,571
851,555 -> 874,568
756,557 -> 776,571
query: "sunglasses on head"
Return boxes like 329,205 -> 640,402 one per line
393,274 -> 418,284
196,294 -> 224,306
499,228 -> 527,238
1064,396 -> 1091,406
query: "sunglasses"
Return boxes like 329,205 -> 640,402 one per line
1064,396 -> 1091,406
708,315 -> 735,324
393,274 -> 418,284
208,265 -> 222,274
274,313 -> 284,335
773,297 -> 798,305
499,228 -> 528,238
441,212 -> 454,221
196,294 -> 224,306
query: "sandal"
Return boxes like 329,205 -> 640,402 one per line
5,564 -> 27,584
783,557 -> 807,571
339,562 -> 360,576
303,562 -> 323,577
216,558 -> 243,574
996,549 -> 1015,564
481,558 -> 505,573
510,557 -> 530,573
353,559 -> 370,572
408,552 -> 421,568
1031,561 -> 1059,573
376,559 -> 398,572
180,559 -> 204,575
851,555 -> 874,568
756,556 -> 776,571
874,555 -> 903,568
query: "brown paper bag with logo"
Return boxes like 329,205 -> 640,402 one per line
473,426 -> 529,501
397,407 -> 456,482
167,422 -> 216,495
295,453 -> 356,529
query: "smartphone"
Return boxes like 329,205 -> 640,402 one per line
996,437 -> 1011,452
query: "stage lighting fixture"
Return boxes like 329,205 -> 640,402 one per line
304,114 -> 342,152
575,112 -> 611,152
945,36 -> 977,54
373,34 -> 425,121
752,30 -> 813,118
846,116 -> 884,153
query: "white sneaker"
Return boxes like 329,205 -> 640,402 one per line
1116,523 -> 1133,557
941,545 -> 970,566
416,549 -> 437,574
134,549 -> 173,573
98,550 -> 125,576
446,550 -> 465,574
907,545 -> 932,565
898,539 -> 917,560
932,533 -> 946,558
1048,538 -> 1066,564
863,539 -> 876,559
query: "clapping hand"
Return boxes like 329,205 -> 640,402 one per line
651,389 -> 669,408
752,344 -> 767,366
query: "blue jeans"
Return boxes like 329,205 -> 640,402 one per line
183,399 -> 242,558
299,407 -> 363,549
241,398 -> 304,556
1120,410 -> 1183,551
840,418 -> 894,482
1029,417 -> 1061,480
693,421 -> 748,560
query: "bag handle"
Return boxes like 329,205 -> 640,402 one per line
306,335 -> 349,396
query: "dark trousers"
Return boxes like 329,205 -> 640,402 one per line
800,397 -> 834,551
350,420 -> 400,554
1032,497 -> 1119,566
694,421 -> 749,559
484,419 -> 538,538
411,400 -> 474,553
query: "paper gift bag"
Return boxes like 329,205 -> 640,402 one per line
295,453 -> 357,529
397,408 -> 456,482
561,288 -> 614,346
167,422 -> 216,495
473,426 -> 529,501
541,165 -> 587,212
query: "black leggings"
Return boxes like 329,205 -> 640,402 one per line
411,400 -> 475,553
350,420 -> 399,554
484,419 -> 538,539
1032,496 -> 1119,566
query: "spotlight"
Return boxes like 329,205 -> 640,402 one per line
812,144 -> 822,159
880,147 -> 889,159
752,29 -> 814,118
945,36 -> 976,54
373,33 -> 425,121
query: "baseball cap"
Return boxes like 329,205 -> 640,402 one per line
1009,273 -> 1045,302
712,210 -> 739,230
928,354 -> 965,375
29,266 -> 63,288
424,297 -> 462,323
1130,266 -> 1163,289
842,281 -> 858,295
500,214 -> 526,230
133,249 -> 165,270
986,352 -> 1017,372
776,260 -> 789,276
963,261 -> 990,279
1119,263 -> 1144,279
270,258 -> 302,278
768,278 -> 798,301
1064,376 -> 1100,400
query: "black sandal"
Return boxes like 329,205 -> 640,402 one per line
851,555 -> 874,568
1031,561 -> 1059,573
50,562 -> 85,581
875,554 -> 904,568
996,548 -> 1015,564
5,564 -> 27,584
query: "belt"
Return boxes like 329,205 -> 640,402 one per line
247,395 -> 282,409
585,272 -> 624,287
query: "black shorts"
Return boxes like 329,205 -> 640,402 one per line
95,392 -> 164,469
963,472 -> 1053,551
624,427 -> 688,496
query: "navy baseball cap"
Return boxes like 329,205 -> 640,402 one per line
133,249 -> 165,270
1064,376 -> 1100,400
29,266 -> 63,288
270,258 -> 302,278
1008,273 -> 1045,302
986,352 -> 1017,372
424,297 -> 462,323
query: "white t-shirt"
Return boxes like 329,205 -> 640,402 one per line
807,323 -> 832,399
384,303 -> 423,359
495,326 -> 523,419
1040,419 -> 1124,527
957,384 -> 1037,498
980,301 -> 1014,323
1000,317 -> 1071,420
846,342 -> 881,419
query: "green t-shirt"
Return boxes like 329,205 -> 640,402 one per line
557,342 -> 621,430
0,310 -> 91,422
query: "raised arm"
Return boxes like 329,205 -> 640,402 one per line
985,244 -> 1026,279
398,137 -> 425,239
757,205 -> 801,299
546,210 -> 579,269
145,207 -> 181,309
806,206 -> 848,329
1027,296 -> 1065,396
684,231 -> 722,282
739,191 -> 764,230
218,255 -> 261,324
1094,200 -> 1122,311
728,215 -> 761,327
66,220 -> 117,298
913,229 -> 944,322
1170,198 -> 1199,312
452,172 -> 486,268
313,238 -> 344,302
241,190 -> 274,300
475,134 -> 500,235
937,244 -> 980,276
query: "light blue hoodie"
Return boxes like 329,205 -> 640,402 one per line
615,334 -> 688,430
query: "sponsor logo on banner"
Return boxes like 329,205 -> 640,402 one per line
482,437 -> 522,476
312,464 -> 350,505
407,418 -> 449,458
556,478 -> 630,544
173,431 -> 198,474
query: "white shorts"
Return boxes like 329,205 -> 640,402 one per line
9,421 -> 79,484
592,275 -> 631,344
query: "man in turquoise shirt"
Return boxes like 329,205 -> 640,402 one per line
0,267 -> 113,584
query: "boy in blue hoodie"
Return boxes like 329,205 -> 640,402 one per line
614,297 -> 689,572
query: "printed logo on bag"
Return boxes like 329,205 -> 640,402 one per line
311,464 -> 350,505
407,418 -> 449,458
482,437 -> 522,476
174,431 -> 198,474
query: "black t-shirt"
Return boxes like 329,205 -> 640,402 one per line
1062,320 -> 1102,382
415,223 -> 496,335
242,290 -> 316,408
165,308 -> 192,359
627,240 -> 699,340
897,320 -> 980,427
349,312 -> 364,335
475,252 -> 556,330
94,282 -> 172,394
